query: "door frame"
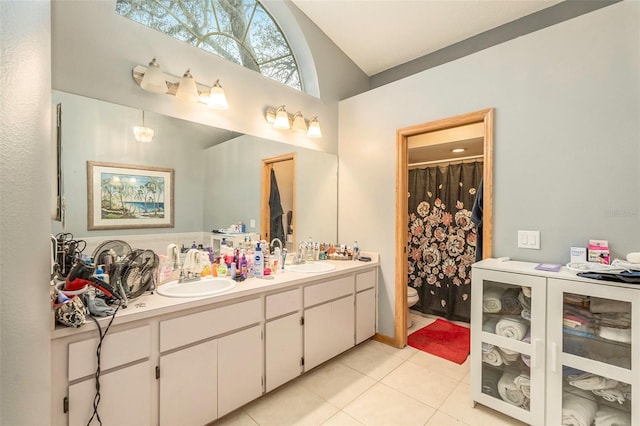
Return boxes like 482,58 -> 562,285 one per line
261,153 -> 296,246
393,108 -> 494,348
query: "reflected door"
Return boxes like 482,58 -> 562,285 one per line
261,154 -> 295,251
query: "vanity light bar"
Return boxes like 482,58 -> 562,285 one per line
132,65 -> 229,109
265,106 -> 322,138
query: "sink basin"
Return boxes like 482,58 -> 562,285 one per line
157,277 -> 236,298
285,262 -> 336,273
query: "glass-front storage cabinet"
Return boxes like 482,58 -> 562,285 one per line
546,278 -> 639,426
471,267 -> 547,425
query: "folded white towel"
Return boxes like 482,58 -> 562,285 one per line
562,390 -> 598,426
496,317 -> 529,341
592,388 -> 625,404
598,326 -> 632,344
521,286 -> 531,298
482,347 -> 503,366
483,287 -> 504,313
568,373 -> 618,391
513,374 -> 530,399
595,405 -> 631,426
498,372 -> 526,407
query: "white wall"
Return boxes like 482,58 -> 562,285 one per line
338,2 -> 640,336
0,2 -> 52,424
51,0 -> 369,156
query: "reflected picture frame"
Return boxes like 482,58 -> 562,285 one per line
87,161 -> 174,230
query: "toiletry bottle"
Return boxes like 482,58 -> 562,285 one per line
230,262 -> 236,281
307,237 -> 314,261
254,242 -> 264,278
353,240 -> 359,261
272,246 -> 281,273
240,252 -> 248,279
217,258 -> 227,277
191,240 -> 197,249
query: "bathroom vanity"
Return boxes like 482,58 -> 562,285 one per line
50,256 -> 378,425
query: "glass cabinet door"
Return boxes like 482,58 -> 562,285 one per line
547,278 -> 639,426
471,268 -> 546,425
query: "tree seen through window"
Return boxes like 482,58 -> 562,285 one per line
116,0 -> 302,91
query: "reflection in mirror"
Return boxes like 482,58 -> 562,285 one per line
261,154 -> 295,252
51,91 -> 337,252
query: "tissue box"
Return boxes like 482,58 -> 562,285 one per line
588,239 -> 610,265
570,247 -> 587,264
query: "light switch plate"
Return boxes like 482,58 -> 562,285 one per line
518,230 -> 540,249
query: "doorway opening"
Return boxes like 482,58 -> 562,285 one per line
393,109 -> 494,348
261,154 -> 296,252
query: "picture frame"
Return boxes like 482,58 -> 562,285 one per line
87,161 -> 174,230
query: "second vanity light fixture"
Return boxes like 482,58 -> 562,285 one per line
133,57 -> 229,110
265,105 -> 322,138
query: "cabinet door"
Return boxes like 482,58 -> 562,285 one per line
546,278 -> 639,426
159,339 -> 218,426
356,288 -> 375,344
266,313 -> 303,392
68,360 -> 152,426
304,295 -> 355,370
470,268 -> 546,426
218,325 -> 263,417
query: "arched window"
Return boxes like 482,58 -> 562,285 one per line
116,0 -> 302,91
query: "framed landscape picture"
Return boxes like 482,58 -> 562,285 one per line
87,161 -> 174,230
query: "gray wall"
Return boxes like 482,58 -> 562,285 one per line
204,135 -> 338,245
338,2 -> 640,336
51,92 -> 213,237
0,2 -> 52,424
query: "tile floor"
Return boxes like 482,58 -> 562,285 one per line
213,312 -> 527,426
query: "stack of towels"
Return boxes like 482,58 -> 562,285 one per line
567,372 -> 632,406
590,297 -> 632,344
481,366 -> 530,411
483,286 -> 531,321
562,386 -> 631,426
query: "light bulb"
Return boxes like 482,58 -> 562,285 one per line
140,57 -> 168,94
207,80 -> 229,110
273,106 -> 290,130
307,117 -> 322,138
176,69 -> 199,102
292,112 -> 307,133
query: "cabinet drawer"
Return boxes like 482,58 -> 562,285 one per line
266,288 -> 301,319
304,276 -> 354,308
68,325 -> 150,381
160,298 -> 262,352
356,270 -> 376,292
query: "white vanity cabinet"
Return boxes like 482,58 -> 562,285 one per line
470,267 -> 547,425
66,326 -> 153,426
471,260 -> 640,426
355,270 -> 377,344
51,261 -> 378,425
304,275 -> 356,370
159,297 -> 263,425
265,288 -> 303,392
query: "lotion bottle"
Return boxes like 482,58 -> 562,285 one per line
217,258 -> 227,277
254,242 -> 264,278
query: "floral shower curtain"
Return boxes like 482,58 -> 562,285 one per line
408,161 -> 483,322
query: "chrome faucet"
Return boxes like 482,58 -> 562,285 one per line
178,267 -> 201,283
270,238 -> 283,251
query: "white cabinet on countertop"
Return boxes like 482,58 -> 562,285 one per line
50,258 -> 378,425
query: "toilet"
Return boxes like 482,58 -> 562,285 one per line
407,286 -> 419,328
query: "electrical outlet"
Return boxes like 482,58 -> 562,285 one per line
250,219 -> 256,228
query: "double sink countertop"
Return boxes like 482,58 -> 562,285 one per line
51,253 -> 379,340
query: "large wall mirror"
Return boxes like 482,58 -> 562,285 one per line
51,91 -> 338,251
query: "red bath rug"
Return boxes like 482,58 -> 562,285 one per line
407,318 -> 470,364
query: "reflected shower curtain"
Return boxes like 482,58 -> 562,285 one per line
408,161 -> 483,322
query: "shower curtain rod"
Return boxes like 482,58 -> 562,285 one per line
408,154 -> 483,168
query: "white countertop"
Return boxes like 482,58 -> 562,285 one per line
51,253 -> 378,340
